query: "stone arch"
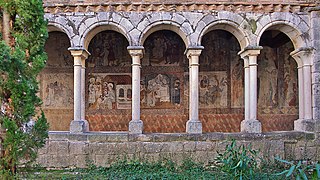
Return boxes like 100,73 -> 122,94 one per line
139,21 -> 190,47
47,23 -> 73,45
257,20 -> 308,50
197,17 -> 250,50
81,22 -> 132,50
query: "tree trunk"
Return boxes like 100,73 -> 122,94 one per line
2,10 -> 11,45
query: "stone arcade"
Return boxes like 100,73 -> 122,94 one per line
37,0 -> 320,167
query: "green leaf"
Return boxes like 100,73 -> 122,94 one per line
286,165 -> 296,177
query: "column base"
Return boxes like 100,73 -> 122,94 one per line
186,120 -> 202,134
294,119 -> 315,132
241,119 -> 261,133
70,120 -> 89,133
129,120 -> 143,134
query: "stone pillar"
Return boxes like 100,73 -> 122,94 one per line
309,7 -> 320,137
186,46 -> 203,134
243,56 -> 250,121
128,46 -> 144,134
239,47 -> 262,133
291,48 -> 315,132
69,48 -> 90,133
81,59 -> 86,121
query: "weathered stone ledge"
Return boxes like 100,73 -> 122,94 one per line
43,3 -> 316,14
48,131 -> 315,142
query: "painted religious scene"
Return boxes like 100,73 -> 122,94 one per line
258,30 -> 298,131
193,30 -> 244,132
41,30 -> 298,133
40,31 -> 74,131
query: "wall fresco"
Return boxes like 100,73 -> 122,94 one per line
257,43 -> 298,114
44,32 -> 73,67
42,73 -> 73,108
88,73 -> 132,110
143,30 -> 186,66
199,72 -> 228,108
87,31 -> 131,68
231,58 -> 244,107
141,74 -> 181,108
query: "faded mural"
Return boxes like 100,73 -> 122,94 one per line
87,31 -> 131,68
40,29 -> 299,132
141,74 -> 181,108
87,73 -> 132,110
143,30 -> 186,66
257,43 -> 298,114
199,72 -> 228,108
42,74 -> 73,108
44,32 -> 73,67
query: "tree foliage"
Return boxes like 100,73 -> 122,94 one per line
0,0 -> 49,175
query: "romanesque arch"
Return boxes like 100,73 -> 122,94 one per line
140,29 -> 187,132
198,29 -> 243,132
257,19 -> 313,132
85,30 -> 131,131
139,22 -> 190,47
41,31 -> 74,131
82,22 -> 132,50
197,13 -> 250,50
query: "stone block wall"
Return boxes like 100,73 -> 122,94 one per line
36,132 -> 319,168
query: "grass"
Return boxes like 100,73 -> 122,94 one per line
15,158 -> 284,180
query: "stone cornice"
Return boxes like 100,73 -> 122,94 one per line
43,2 -> 317,14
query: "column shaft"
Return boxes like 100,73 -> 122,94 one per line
81,61 -> 86,120
303,65 -> 312,120
249,56 -> 258,120
190,56 -> 199,121
244,57 -> 250,120
298,67 -> 305,120
128,47 -> 144,134
185,47 -> 203,134
74,58 -> 82,121
69,48 -> 90,133
132,56 -> 141,121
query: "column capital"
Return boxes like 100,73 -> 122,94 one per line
127,46 -> 144,58
238,46 -> 263,58
68,47 -> 90,59
185,46 -> 204,58
290,47 -> 314,67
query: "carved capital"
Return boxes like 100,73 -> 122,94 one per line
238,46 -> 263,59
68,47 -> 90,59
127,46 -> 144,58
185,46 -> 204,58
290,47 -> 314,67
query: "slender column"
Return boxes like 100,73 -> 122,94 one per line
291,48 -> 315,132
239,47 -> 262,133
69,48 -> 90,133
81,59 -> 86,121
249,56 -> 258,120
303,65 -> 312,120
243,57 -> 250,121
128,46 -> 144,134
297,66 -> 305,120
186,46 -> 203,134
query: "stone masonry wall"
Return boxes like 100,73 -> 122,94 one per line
37,132 -> 319,168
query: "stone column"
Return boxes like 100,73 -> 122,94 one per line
239,47 -> 262,133
81,59 -> 86,121
291,48 -> 315,132
186,46 -> 203,134
242,56 -> 250,121
69,48 -> 90,133
128,46 -> 144,134
309,7 -> 320,136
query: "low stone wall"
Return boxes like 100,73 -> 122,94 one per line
36,131 -> 319,168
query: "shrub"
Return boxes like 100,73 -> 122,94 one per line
214,139 -> 259,180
